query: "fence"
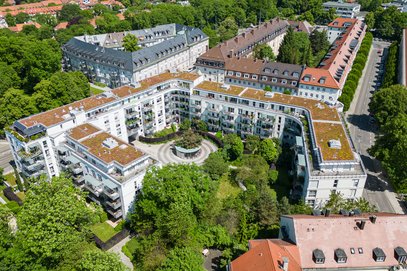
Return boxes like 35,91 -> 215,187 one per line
94,228 -> 130,251
3,187 -> 23,206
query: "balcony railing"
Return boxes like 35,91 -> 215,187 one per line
106,200 -> 122,209
84,183 -> 103,197
107,208 -> 122,218
104,189 -> 119,200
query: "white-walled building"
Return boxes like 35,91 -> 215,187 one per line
323,1 -> 361,18
6,71 -> 366,211
62,24 -> 208,88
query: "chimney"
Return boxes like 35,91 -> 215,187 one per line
282,257 -> 289,271
228,49 -> 234,58
370,215 -> 377,224
324,209 -> 331,217
358,220 -> 366,230
242,33 -> 246,38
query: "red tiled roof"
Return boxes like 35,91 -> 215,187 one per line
328,17 -> 358,28
300,67 -> 339,89
54,21 -> 68,30
230,239 -> 301,271
8,21 -> 41,32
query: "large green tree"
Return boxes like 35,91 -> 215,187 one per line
158,247 -> 205,271
123,33 -> 141,52
0,62 -> 21,97
203,151 -> 229,180
258,138 -> 281,164
223,134 -> 244,161
218,17 -> 238,42
253,44 -> 276,61
76,249 -> 129,271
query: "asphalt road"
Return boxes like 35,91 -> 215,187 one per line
0,140 -> 13,174
346,40 -> 405,213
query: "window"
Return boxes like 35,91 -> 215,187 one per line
261,76 -> 267,81
350,248 -> 355,254
291,81 -> 297,86
350,189 -> 356,197
236,72 -> 241,77
272,78 -> 277,83
358,248 -> 363,254
252,75 -> 258,79
282,79 -> 287,84
333,179 -> 338,188
244,73 -> 249,78
313,249 -> 325,264
335,249 -> 347,263
353,179 -> 359,187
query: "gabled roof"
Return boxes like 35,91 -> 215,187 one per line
299,67 -> 339,89
230,239 -> 301,271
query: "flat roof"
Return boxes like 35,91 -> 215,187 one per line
68,124 -> 145,166
196,81 -> 246,96
313,122 -> 354,161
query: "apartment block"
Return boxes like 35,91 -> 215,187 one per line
62,24 -> 208,87
323,1 -> 361,19
6,70 -> 366,212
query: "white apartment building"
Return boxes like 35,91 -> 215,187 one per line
323,1 -> 361,19
62,24 -> 208,88
6,72 -> 366,212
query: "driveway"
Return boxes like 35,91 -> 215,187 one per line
108,236 -> 134,270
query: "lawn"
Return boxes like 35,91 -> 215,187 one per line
122,237 -> 138,260
0,190 -> 10,204
90,85 -> 105,95
216,174 -> 241,200
90,222 -> 117,242
4,173 -> 16,187
16,191 -> 26,201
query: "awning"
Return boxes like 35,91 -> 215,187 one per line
84,175 -> 102,187
104,180 -> 118,189
295,136 -> 303,147
297,154 -> 306,166
67,156 -> 80,164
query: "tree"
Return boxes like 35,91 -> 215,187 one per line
258,138 -> 280,164
59,4 -> 82,22
253,44 -> 275,61
203,151 -> 229,180
175,130 -> 202,149
34,14 -> 57,27
158,247 -> 204,271
223,134 -> 244,161
309,30 -> 330,55
179,119 -> 191,131
218,17 -> 238,42
123,33 -> 141,52
32,71 -> 90,111
5,13 -> 16,26
277,27 -> 299,64
244,135 -> 261,153
15,13 -> 30,24
236,155 -> 269,187
76,249 -> 129,271
0,88 -> 37,131
369,85 -> 407,126
16,176 -> 100,268
0,62 -> 21,97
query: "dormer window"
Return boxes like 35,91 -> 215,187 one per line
228,71 -> 234,76
261,76 -> 267,81
291,81 -> 297,86
236,72 -> 241,77
273,69 -> 279,75
283,70 -> 289,76
373,247 -> 386,262
335,249 -> 347,263
282,79 -> 287,84
303,76 -> 310,82
272,78 -> 277,83
395,247 -> 407,263
244,73 -> 250,78
252,75 -> 258,79
319,77 -> 326,84
293,72 -> 299,78
264,68 -> 271,73
313,249 -> 325,264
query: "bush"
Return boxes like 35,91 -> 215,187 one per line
283,89 -> 291,95
268,169 -> 279,184
179,119 -> 191,131
6,201 -> 20,214
215,131 -> 223,140
382,41 -> 398,88
99,212 -> 108,223
94,82 -> 106,88
13,168 -> 24,192
115,220 -> 126,232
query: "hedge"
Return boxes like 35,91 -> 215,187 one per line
339,32 -> 373,111
382,41 -> 398,88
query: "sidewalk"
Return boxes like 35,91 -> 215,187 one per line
108,236 -> 133,270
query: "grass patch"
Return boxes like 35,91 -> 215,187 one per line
16,191 -> 26,201
122,237 -> 138,261
90,85 -> 105,95
216,174 -> 241,200
271,166 -> 292,200
0,189 -> 10,204
153,126 -> 176,138
90,222 -> 117,242
4,173 -> 16,187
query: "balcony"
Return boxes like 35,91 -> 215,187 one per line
126,110 -> 139,118
22,160 -> 45,172
106,200 -> 122,209
73,176 -> 85,188
241,114 -> 254,121
107,208 -> 122,219
84,175 -> 103,197
104,188 -> 119,201
207,107 -> 219,113
70,164 -> 83,175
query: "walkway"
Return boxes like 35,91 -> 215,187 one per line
108,236 -> 134,270
132,139 -> 218,165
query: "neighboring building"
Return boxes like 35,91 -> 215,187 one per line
196,18 -> 366,105
399,28 -> 407,86
62,24 -> 208,87
195,18 -> 291,83
230,213 -> 407,271
6,70 -> 366,212
323,1 -> 361,18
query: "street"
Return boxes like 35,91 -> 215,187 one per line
346,40 -> 405,213
0,140 -> 13,175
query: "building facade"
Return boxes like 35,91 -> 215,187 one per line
62,24 -> 208,87
230,213 -> 407,271
399,28 -> 407,86
195,18 -> 366,105
6,71 -> 366,212
323,1 -> 361,18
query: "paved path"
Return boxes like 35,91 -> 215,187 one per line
346,40 -> 405,214
0,140 -> 13,174
108,236 -> 134,270
132,140 -> 218,165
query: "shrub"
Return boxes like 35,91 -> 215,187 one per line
268,169 -> 279,184
215,131 -> 223,140
6,201 -> 21,214
179,119 -> 191,131
283,89 -> 292,95
13,168 -> 24,192
99,212 -> 108,223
